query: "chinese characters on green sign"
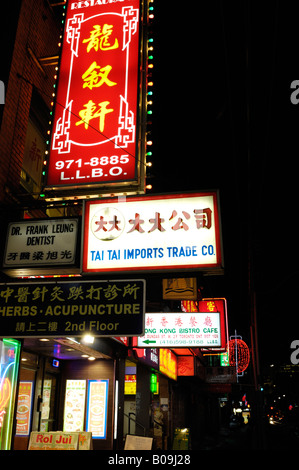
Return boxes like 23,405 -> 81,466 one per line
0,280 -> 145,337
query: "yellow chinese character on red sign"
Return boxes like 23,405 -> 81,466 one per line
76,99 -> 113,132
206,301 -> 216,312
83,24 -> 119,52
82,61 -> 117,90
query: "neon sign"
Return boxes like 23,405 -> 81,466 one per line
159,349 -> 177,381
0,378 -> 11,429
0,339 -> 21,450
45,0 -> 147,195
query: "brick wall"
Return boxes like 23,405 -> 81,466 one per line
0,0 -> 62,205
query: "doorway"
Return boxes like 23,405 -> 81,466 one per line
40,370 -> 59,432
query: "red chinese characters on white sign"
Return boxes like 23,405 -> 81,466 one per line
92,208 -> 212,236
138,312 -> 222,348
82,192 -> 223,273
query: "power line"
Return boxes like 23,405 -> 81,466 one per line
17,72 -> 148,168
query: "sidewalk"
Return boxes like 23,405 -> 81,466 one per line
196,424 -> 253,450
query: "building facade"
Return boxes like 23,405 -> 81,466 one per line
0,0 -> 235,451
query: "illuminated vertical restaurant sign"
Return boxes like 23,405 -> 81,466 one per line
0,339 -> 21,450
46,0 -> 146,194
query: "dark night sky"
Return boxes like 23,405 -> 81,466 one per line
148,1 -> 299,369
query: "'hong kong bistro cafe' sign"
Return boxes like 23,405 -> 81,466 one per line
0,280 -> 145,338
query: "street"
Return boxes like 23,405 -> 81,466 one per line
196,421 -> 299,451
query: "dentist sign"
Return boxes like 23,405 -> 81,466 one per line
82,192 -> 223,273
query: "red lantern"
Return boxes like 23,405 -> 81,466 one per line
228,339 -> 250,373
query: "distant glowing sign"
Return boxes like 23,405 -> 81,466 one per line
159,349 -> 177,381
46,0 -> 144,191
83,192 -> 223,273
177,356 -> 194,376
124,375 -> 136,394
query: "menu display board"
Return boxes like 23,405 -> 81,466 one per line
41,380 -> 51,432
63,380 -> 86,433
86,380 -> 109,439
16,381 -> 34,436
124,435 -> 153,450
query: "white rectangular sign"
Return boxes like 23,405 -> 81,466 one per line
3,219 -> 79,275
82,192 -> 222,273
137,312 -> 221,348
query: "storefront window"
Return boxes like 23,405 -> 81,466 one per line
41,374 -> 58,432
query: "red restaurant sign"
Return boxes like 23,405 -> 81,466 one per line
46,0 -> 146,193
181,298 -> 229,352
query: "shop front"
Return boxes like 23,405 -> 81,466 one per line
0,278 -> 145,450
0,336 -> 190,451
0,337 -> 181,450
124,346 -> 178,450
8,336 -> 126,451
